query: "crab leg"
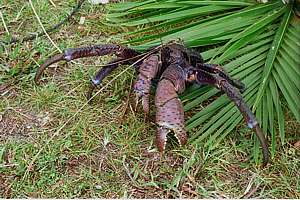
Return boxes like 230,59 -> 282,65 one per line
196,63 -> 245,92
185,48 -> 204,66
191,68 -> 269,166
87,58 -> 132,99
133,54 -> 161,116
35,44 -> 140,83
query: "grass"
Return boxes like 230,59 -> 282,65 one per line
0,0 -> 299,198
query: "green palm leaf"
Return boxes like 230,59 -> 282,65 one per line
253,6 -> 293,110
107,0 -> 300,163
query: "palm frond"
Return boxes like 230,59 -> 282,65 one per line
107,0 -> 300,162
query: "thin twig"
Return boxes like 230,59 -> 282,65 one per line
241,173 -> 261,199
243,183 -> 261,198
0,163 -> 19,168
242,173 -> 257,197
1,0 -> 86,45
121,70 -> 135,119
0,10 -> 10,36
6,107 -> 34,121
28,0 -> 62,53
122,155 -> 135,183
49,0 -> 57,7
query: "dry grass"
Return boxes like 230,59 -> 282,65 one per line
0,0 -> 299,198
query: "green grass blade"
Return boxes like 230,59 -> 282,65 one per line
262,92 -> 269,134
121,5 -> 237,26
108,0 -> 156,12
186,95 -> 229,128
184,89 -> 219,112
209,115 -> 243,150
190,79 -> 259,142
176,1 -> 254,6
269,76 -> 285,146
266,85 -> 275,156
253,100 -> 262,164
276,56 -> 300,90
181,86 -> 211,101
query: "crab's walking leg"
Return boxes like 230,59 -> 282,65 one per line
133,54 -> 161,116
35,44 -> 140,83
87,58 -> 132,99
196,63 -> 245,92
192,68 -> 269,166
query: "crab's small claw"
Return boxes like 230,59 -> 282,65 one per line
133,54 -> 161,116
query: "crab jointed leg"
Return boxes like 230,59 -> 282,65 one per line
34,44 -> 140,83
87,58 -> 132,99
35,41 -> 269,166
196,63 -> 245,92
191,67 -> 269,166
134,54 -> 162,116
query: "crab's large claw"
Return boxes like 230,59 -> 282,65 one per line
35,44 -> 140,84
188,66 -> 269,166
155,95 -> 188,151
155,66 -> 187,151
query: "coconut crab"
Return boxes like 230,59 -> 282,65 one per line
35,41 -> 269,165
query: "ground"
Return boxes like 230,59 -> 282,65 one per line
0,0 -> 300,198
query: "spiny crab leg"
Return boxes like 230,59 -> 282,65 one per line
190,68 -> 269,166
34,44 -> 140,84
196,63 -> 245,92
133,53 -> 162,116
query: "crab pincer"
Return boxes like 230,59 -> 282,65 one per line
155,64 -> 188,151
